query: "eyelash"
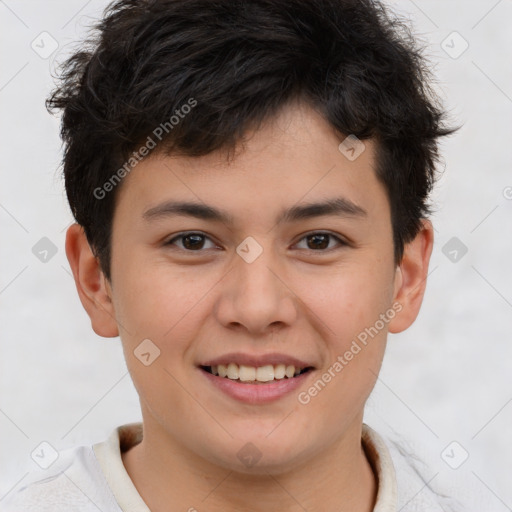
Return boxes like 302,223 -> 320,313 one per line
165,231 -> 348,253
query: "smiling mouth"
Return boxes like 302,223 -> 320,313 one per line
200,364 -> 313,384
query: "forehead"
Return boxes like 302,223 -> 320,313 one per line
112,103 -> 389,228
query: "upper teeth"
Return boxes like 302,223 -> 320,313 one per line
210,363 -> 304,382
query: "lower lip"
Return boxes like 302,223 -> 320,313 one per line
198,367 -> 314,405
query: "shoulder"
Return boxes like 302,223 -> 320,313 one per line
1,440 -> 120,512
363,423 -> 493,512
383,434 -> 457,511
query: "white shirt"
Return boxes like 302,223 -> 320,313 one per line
0,423 -> 476,511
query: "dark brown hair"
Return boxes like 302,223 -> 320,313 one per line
47,0 -> 456,280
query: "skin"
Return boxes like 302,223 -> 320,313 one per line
66,101 -> 433,512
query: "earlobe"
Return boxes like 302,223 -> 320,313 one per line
65,223 -> 119,338
388,219 -> 434,334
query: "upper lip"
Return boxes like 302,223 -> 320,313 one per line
200,352 -> 315,369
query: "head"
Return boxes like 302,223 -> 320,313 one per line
51,0 -> 455,473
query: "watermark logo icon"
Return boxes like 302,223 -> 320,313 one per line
338,134 -> 365,161
31,441 -> 59,469
236,236 -> 263,264
442,237 -> 468,263
441,441 -> 469,469
32,237 -> 58,263
237,442 -> 262,468
31,32 -> 58,59
441,31 -> 469,59
134,338 -> 161,366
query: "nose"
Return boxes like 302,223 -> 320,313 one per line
214,240 -> 298,337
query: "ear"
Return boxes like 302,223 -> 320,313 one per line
65,223 -> 119,338
388,218 -> 434,333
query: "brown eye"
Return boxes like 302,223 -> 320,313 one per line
166,232 -> 217,251
306,234 -> 329,250
295,232 -> 346,251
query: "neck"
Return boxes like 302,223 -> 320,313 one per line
122,416 -> 377,512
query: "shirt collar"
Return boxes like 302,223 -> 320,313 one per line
94,422 -> 398,512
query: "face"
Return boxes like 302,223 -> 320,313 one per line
82,103 -> 413,473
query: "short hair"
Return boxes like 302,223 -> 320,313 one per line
47,0 -> 456,281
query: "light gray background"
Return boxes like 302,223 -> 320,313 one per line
1,0 -> 511,508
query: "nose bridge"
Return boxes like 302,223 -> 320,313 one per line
216,236 -> 296,334
238,245 -> 279,297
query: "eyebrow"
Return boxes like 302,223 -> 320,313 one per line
142,197 -> 367,225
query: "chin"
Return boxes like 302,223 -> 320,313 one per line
205,434 -> 313,476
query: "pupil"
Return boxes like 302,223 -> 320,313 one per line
184,234 -> 204,250
308,234 -> 328,250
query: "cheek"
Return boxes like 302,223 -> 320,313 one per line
295,261 -> 393,410
298,282 -> 390,427
302,263 -> 393,343
113,264 -> 201,413
112,258 -> 210,340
